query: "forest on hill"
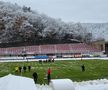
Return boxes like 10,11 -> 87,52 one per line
1,1 -> 107,46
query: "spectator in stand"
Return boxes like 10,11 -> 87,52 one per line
32,72 -> 38,84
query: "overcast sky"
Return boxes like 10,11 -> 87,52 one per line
2,0 -> 108,23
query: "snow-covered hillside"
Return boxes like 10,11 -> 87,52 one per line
0,1 -> 91,44
82,23 -> 108,41
0,1 -> 108,44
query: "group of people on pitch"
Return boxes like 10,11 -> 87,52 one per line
15,64 -> 85,84
33,68 -> 51,84
15,65 -> 31,73
15,66 -> 51,84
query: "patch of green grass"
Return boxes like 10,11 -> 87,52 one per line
0,60 -> 108,84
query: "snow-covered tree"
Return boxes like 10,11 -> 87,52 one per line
0,1 -> 93,44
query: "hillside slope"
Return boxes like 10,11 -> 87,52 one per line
0,1 -> 91,44
82,23 -> 108,41
0,1 -> 108,45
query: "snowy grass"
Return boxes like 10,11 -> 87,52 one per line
0,60 -> 108,84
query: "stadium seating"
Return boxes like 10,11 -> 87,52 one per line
40,45 -> 55,54
56,44 -> 70,53
25,46 -> 40,54
0,43 -> 101,56
0,48 -> 6,55
6,47 -> 23,55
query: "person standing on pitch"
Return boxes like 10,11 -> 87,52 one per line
19,66 -> 22,73
81,64 -> 85,72
32,72 -> 38,84
28,65 -> 31,72
23,66 -> 26,72
47,68 -> 52,85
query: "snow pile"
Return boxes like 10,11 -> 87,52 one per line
50,79 -> 75,90
36,79 -> 108,90
74,79 -> 108,90
1,74 -> 108,90
0,74 -> 37,90
36,84 -> 52,90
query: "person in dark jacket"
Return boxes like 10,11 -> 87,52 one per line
23,66 -> 26,72
19,66 -> 22,73
32,72 -> 38,84
28,65 -> 31,72
81,64 -> 85,72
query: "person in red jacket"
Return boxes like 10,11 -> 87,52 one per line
47,68 -> 51,84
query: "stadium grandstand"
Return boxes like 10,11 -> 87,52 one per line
91,39 -> 108,56
0,43 -> 102,58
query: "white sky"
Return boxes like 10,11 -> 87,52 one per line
1,0 -> 108,23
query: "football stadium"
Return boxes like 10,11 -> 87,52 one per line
0,39 -> 108,59
0,40 -> 108,90
0,1 -> 108,90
